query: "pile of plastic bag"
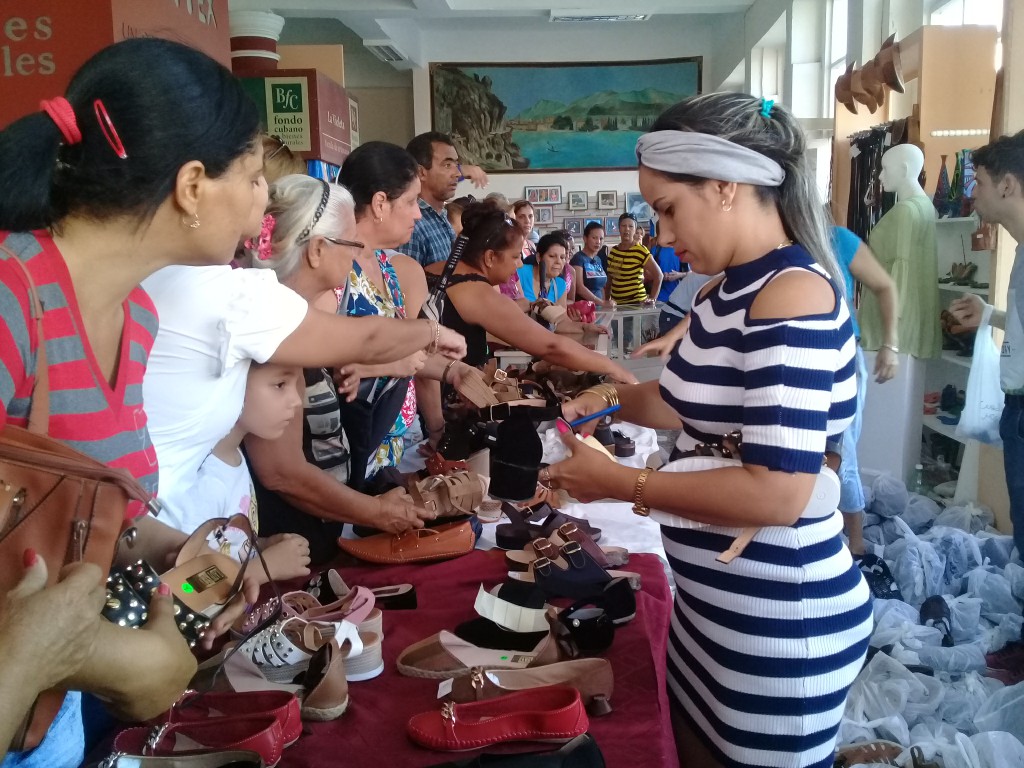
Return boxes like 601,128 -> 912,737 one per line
838,473 -> 1024,766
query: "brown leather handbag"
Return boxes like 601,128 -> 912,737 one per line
0,247 -> 158,750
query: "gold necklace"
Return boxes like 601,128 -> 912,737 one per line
774,239 -> 794,250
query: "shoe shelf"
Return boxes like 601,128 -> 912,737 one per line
922,413 -> 966,444
937,282 -> 989,296
939,350 -> 972,369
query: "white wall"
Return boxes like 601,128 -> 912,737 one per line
410,14 -> 742,208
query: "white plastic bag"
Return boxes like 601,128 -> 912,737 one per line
971,731 -> 1024,768
934,504 -> 995,534
966,566 -> 1021,620
957,304 -> 1004,446
872,474 -> 910,518
923,526 -> 985,595
904,495 -> 941,534
939,673 -> 1005,733
975,684 -> 1024,743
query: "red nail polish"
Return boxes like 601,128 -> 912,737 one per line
556,419 -> 570,434
581,433 -> 591,439
157,583 -> 171,597
22,548 -> 37,568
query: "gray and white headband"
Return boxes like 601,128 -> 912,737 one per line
635,131 -> 785,187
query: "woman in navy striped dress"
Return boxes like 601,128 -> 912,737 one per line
548,93 -> 872,768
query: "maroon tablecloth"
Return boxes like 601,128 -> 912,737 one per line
279,549 -> 679,768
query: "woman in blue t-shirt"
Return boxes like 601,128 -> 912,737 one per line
517,232 -> 569,305
570,222 -> 610,303
830,225 -> 899,558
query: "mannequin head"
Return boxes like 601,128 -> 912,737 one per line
879,144 -> 926,200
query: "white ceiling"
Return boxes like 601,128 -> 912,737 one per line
230,0 -> 757,67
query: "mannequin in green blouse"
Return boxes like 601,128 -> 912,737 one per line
859,144 -> 941,358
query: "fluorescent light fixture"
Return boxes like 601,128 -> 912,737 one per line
550,12 -> 651,22
363,39 -> 408,63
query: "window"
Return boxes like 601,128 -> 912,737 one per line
929,0 -> 1002,68
826,0 -> 848,118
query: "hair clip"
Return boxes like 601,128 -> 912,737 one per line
265,134 -> 288,162
759,98 -> 775,119
93,99 -> 128,159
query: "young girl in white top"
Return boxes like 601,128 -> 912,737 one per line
186,361 -> 312,583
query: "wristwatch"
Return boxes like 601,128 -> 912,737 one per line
631,468 -> 654,517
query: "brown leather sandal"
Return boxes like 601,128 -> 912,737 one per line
409,471 -> 486,518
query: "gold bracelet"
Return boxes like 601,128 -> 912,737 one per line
442,359 -> 459,385
632,467 -> 654,517
427,320 -> 440,354
583,383 -> 619,408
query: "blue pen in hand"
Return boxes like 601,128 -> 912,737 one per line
567,404 -> 621,429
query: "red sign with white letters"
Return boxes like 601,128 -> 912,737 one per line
1,0 -> 230,128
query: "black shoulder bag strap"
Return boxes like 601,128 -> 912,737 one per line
419,234 -> 469,322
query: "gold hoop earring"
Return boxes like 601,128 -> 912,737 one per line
182,213 -> 200,229
721,201 -> 732,212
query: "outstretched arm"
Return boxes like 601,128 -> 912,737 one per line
452,282 -> 637,383
272,311 -> 465,368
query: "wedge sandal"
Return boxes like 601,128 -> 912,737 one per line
397,629 -> 562,680
300,640 -> 350,721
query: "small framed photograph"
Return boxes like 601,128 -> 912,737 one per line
567,191 -> 588,211
584,217 -> 602,230
597,190 -> 617,210
525,185 -> 561,205
563,217 -> 583,237
625,192 -> 654,222
604,216 -> 620,236
534,206 -> 554,225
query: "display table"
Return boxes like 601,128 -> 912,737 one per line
278,549 -> 678,768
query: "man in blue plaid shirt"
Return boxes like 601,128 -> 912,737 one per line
403,132 -> 492,266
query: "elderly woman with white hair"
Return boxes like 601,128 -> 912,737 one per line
234,175 -> 441,563
142,168 -> 465,567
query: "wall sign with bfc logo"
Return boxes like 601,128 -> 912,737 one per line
265,76 -> 311,152
238,68 -> 353,167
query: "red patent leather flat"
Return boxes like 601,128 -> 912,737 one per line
114,716 -> 285,767
157,690 -> 301,747
406,685 -> 588,751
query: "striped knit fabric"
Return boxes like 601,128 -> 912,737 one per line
658,244 -> 872,768
606,243 -> 652,303
0,231 -> 160,507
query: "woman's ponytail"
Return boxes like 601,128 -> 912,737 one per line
0,112 -> 65,231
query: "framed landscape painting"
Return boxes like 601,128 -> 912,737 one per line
430,57 -> 701,172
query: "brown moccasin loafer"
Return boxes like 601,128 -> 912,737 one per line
337,521 -> 476,564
